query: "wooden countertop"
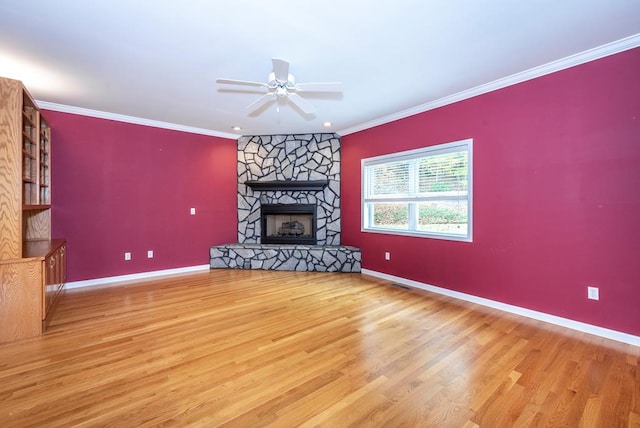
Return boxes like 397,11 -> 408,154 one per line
22,239 -> 65,259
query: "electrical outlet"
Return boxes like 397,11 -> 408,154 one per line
385,252 -> 391,261
190,207 -> 196,215
147,250 -> 153,259
124,252 -> 131,261
587,286 -> 599,300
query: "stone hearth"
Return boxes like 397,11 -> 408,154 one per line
210,244 -> 361,272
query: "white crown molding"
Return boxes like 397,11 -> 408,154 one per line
36,101 -> 238,140
361,269 -> 640,347
338,33 -> 640,136
35,35 -> 639,139
65,264 -> 211,289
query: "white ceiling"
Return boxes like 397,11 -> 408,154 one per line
1,1 -> 639,138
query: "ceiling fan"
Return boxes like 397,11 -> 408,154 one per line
216,58 -> 342,115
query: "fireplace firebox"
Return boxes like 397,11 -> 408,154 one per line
261,204 -> 316,245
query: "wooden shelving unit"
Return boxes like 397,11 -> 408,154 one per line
0,76 -> 65,343
39,118 -> 51,205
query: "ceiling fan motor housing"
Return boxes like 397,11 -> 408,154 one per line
269,72 -> 296,97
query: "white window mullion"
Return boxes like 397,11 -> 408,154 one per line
407,159 -> 418,232
408,158 -> 417,197
408,202 -> 418,230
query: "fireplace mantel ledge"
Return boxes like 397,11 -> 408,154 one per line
245,180 -> 329,191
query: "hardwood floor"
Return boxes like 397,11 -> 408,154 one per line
0,269 -> 638,427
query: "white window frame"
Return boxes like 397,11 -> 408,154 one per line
361,138 -> 473,242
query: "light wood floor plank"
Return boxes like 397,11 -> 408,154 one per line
0,269 -> 637,426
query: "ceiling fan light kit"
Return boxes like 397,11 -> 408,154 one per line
216,58 -> 342,116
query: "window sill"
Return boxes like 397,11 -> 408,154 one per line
361,227 -> 472,242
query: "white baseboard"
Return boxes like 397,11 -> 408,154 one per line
361,269 -> 640,347
65,264 -> 211,289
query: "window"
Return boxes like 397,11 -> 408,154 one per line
362,139 -> 472,241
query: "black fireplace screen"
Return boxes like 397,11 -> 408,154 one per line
261,204 -> 316,245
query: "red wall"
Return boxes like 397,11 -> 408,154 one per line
46,111 -> 238,282
341,48 -> 640,336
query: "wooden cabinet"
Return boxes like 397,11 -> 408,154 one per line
23,239 -> 66,328
0,76 -> 65,343
0,258 -> 42,342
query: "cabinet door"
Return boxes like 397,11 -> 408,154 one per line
57,244 -> 66,291
60,244 -> 67,289
42,243 -> 66,328
43,252 -> 57,317
0,259 -> 42,342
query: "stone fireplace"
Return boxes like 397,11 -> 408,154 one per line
210,133 -> 360,272
237,134 -> 341,245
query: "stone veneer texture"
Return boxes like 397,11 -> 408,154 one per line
210,244 -> 361,272
237,133 -> 341,245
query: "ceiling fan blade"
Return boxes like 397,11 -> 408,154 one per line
287,93 -> 315,115
246,92 -> 277,114
216,78 -> 268,88
295,82 -> 343,93
272,58 -> 290,83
